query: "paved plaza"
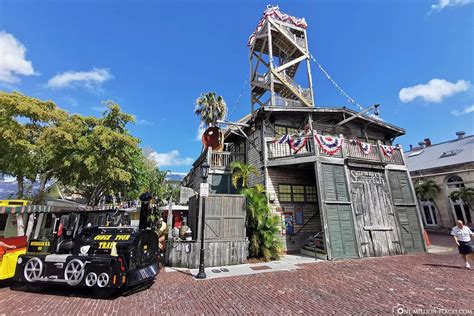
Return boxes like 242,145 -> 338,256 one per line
0,234 -> 472,315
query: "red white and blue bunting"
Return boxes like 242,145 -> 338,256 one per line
314,134 -> 343,155
349,139 -> 372,155
275,133 -> 308,153
380,144 -> 398,158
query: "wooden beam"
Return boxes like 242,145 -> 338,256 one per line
268,19 -> 308,59
275,55 -> 307,73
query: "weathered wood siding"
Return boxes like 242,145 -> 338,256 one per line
247,127 -> 264,188
266,166 -> 322,252
165,240 -> 248,269
166,194 -> 248,268
349,167 -> 402,257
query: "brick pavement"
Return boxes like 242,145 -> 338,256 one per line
0,236 -> 472,315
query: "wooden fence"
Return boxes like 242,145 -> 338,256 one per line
166,194 -> 248,268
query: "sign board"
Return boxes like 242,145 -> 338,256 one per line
295,207 -> 304,225
200,183 -> 209,197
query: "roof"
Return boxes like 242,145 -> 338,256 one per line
225,106 -> 406,136
405,135 -> 474,173
248,5 -> 307,46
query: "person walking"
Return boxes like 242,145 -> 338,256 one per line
451,220 -> 473,269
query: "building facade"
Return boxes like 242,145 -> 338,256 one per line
184,6 -> 426,260
405,132 -> 474,231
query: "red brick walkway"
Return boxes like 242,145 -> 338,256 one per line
0,236 -> 472,315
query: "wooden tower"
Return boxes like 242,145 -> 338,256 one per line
248,6 -> 314,112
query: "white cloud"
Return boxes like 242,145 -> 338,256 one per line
148,150 -> 194,167
399,79 -> 470,103
46,68 -> 112,89
0,31 -> 36,83
452,104 -> 474,116
430,0 -> 474,12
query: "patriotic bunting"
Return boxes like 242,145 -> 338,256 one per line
289,136 -> 307,153
248,6 -> 307,46
359,142 -> 372,155
380,144 -> 397,158
314,134 -> 343,155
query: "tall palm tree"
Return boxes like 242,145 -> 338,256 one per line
194,92 -> 227,127
450,187 -> 474,212
230,161 -> 258,189
415,179 -> 444,226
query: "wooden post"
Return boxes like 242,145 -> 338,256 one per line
267,20 -> 275,107
304,28 -> 315,107
166,196 -> 173,239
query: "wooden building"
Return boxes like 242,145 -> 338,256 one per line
184,6 -> 426,260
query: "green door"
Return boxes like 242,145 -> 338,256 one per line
388,170 -> 425,253
321,163 -> 358,259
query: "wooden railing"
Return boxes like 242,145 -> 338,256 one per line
267,138 -> 314,158
267,136 -> 405,165
345,141 -> 380,162
211,152 -> 246,169
273,96 -> 304,107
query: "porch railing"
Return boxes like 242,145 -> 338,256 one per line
266,135 -> 405,165
210,151 -> 246,170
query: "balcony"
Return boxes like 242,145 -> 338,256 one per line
266,136 -> 405,165
211,151 -> 246,170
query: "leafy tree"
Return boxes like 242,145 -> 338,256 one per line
0,91 -> 67,198
450,187 -> 474,212
242,184 -> 283,260
230,161 -> 257,189
194,92 -> 227,127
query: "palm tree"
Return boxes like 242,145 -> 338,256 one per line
415,180 -> 444,226
194,92 -> 227,127
450,187 -> 474,212
230,161 -> 258,189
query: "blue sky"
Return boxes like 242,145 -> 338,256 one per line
0,0 -> 472,173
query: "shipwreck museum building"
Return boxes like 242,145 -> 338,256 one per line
184,6 -> 426,262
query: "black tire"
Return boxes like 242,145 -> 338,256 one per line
93,287 -> 117,299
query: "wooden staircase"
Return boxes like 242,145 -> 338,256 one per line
300,232 -> 327,260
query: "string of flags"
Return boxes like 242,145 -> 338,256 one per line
275,133 -> 399,157
309,54 -> 364,112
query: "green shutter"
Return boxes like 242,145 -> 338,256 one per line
326,204 -> 357,259
388,170 -> 424,253
388,171 -> 414,204
395,206 -> 424,252
322,164 -> 349,202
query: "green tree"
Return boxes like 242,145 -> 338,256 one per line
450,187 -> 474,212
0,91 -> 67,198
415,180 -> 444,226
242,184 -> 283,260
194,92 -> 227,127
230,161 -> 257,189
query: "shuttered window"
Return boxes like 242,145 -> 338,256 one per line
278,184 -> 317,203
321,164 -> 349,202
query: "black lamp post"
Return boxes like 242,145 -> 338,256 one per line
196,159 -> 210,279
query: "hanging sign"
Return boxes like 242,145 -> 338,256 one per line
315,134 -> 343,155
281,212 -> 294,236
200,183 -> 209,197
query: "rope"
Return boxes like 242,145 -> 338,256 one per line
310,54 -> 364,111
228,79 -> 248,119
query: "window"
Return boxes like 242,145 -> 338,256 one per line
274,125 -> 298,136
440,149 -> 462,159
447,175 -> 464,189
279,185 -> 292,202
278,184 -> 317,203
420,200 -> 438,227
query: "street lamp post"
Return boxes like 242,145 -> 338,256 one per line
196,159 -> 210,279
